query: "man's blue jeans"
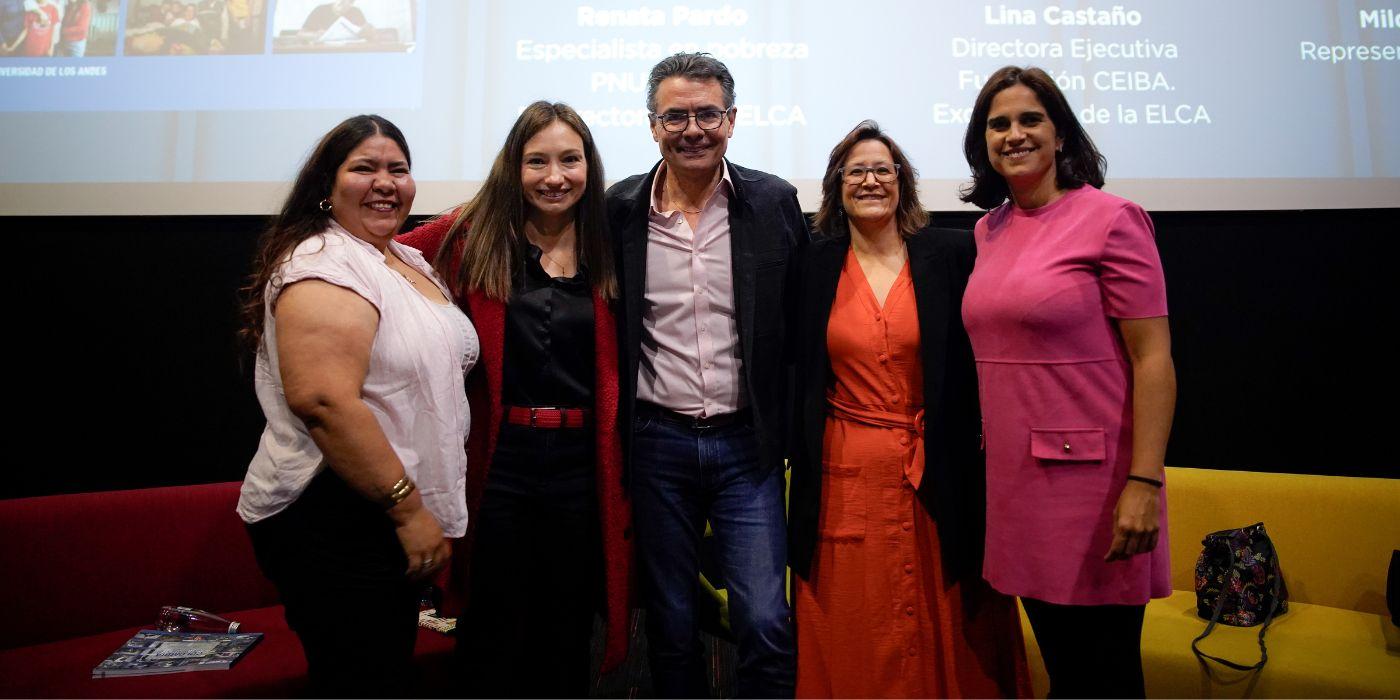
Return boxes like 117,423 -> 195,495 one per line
631,410 -> 795,698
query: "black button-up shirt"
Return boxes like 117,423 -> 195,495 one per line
502,244 -> 594,408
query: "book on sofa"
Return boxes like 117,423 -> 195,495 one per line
92,629 -> 262,678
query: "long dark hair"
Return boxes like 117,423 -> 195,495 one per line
959,66 -> 1106,210
433,101 -> 616,301
239,114 -> 411,351
812,120 -> 927,239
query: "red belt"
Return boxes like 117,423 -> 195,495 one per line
504,406 -> 590,429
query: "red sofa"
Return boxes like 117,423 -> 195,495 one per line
0,482 -> 456,698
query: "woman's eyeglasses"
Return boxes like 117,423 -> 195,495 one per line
839,163 -> 900,184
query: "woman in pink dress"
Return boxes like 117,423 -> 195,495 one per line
959,66 -> 1177,698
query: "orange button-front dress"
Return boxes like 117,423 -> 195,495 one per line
794,249 -> 1030,699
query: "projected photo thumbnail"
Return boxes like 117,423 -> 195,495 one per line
0,0 -> 116,57
271,0 -> 415,54
125,0 -> 267,56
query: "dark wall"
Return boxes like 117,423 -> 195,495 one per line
8,208 -> 1397,498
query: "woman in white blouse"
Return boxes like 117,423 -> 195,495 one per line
236,115 -> 479,697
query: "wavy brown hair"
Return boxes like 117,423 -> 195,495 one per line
432,101 -> 615,301
959,65 -> 1106,210
812,120 -> 927,239
239,114 -> 411,352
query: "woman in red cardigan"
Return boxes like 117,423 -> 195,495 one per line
398,101 -> 631,697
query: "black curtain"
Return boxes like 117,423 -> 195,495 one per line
6,209 -> 1396,498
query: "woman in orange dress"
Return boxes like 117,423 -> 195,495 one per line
788,121 -> 1030,698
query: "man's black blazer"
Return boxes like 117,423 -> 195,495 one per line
606,160 -> 808,480
787,226 -> 987,582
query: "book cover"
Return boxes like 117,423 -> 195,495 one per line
92,630 -> 263,678
418,608 -> 457,634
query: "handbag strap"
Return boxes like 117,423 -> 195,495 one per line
1190,536 -> 1283,672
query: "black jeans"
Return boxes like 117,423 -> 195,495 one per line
246,470 -> 420,698
455,423 -> 601,698
1020,597 -> 1147,699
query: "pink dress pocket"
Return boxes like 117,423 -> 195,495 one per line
1029,428 -> 1106,463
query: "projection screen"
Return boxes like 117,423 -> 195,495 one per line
1,0 -> 1397,215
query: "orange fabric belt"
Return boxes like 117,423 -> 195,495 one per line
825,395 -> 926,490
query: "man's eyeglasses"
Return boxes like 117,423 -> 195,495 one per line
838,163 -> 901,184
652,109 -> 729,133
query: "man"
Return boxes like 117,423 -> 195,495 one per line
606,52 -> 805,698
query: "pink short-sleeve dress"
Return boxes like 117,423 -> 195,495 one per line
961,185 -> 1171,606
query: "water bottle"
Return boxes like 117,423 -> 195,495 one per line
156,605 -> 241,633
418,585 -> 438,614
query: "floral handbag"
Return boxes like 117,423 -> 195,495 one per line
1191,522 -> 1288,671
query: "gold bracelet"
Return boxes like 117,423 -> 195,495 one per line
383,475 -> 416,510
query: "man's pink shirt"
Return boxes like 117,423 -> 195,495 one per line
639,162 -> 745,418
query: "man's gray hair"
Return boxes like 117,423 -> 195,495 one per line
645,52 -> 736,114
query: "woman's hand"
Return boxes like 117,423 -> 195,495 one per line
1104,480 -> 1160,561
390,501 -> 451,579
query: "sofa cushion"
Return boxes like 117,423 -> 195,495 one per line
0,483 -> 280,647
0,606 -> 458,698
1019,591 -> 1400,699
1164,468 -> 1400,614
1143,591 -> 1400,698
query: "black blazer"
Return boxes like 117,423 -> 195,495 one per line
788,226 -> 986,581
606,160 -> 809,479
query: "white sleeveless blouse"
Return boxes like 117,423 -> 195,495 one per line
237,222 -> 478,537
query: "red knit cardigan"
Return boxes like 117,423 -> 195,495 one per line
398,216 -> 632,671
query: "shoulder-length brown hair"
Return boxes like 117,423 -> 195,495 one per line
959,65 -> 1106,210
812,120 -> 927,239
239,114 -> 410,352
433,101 -> 616,301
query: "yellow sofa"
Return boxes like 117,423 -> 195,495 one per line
1019,466 -> 1400,698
